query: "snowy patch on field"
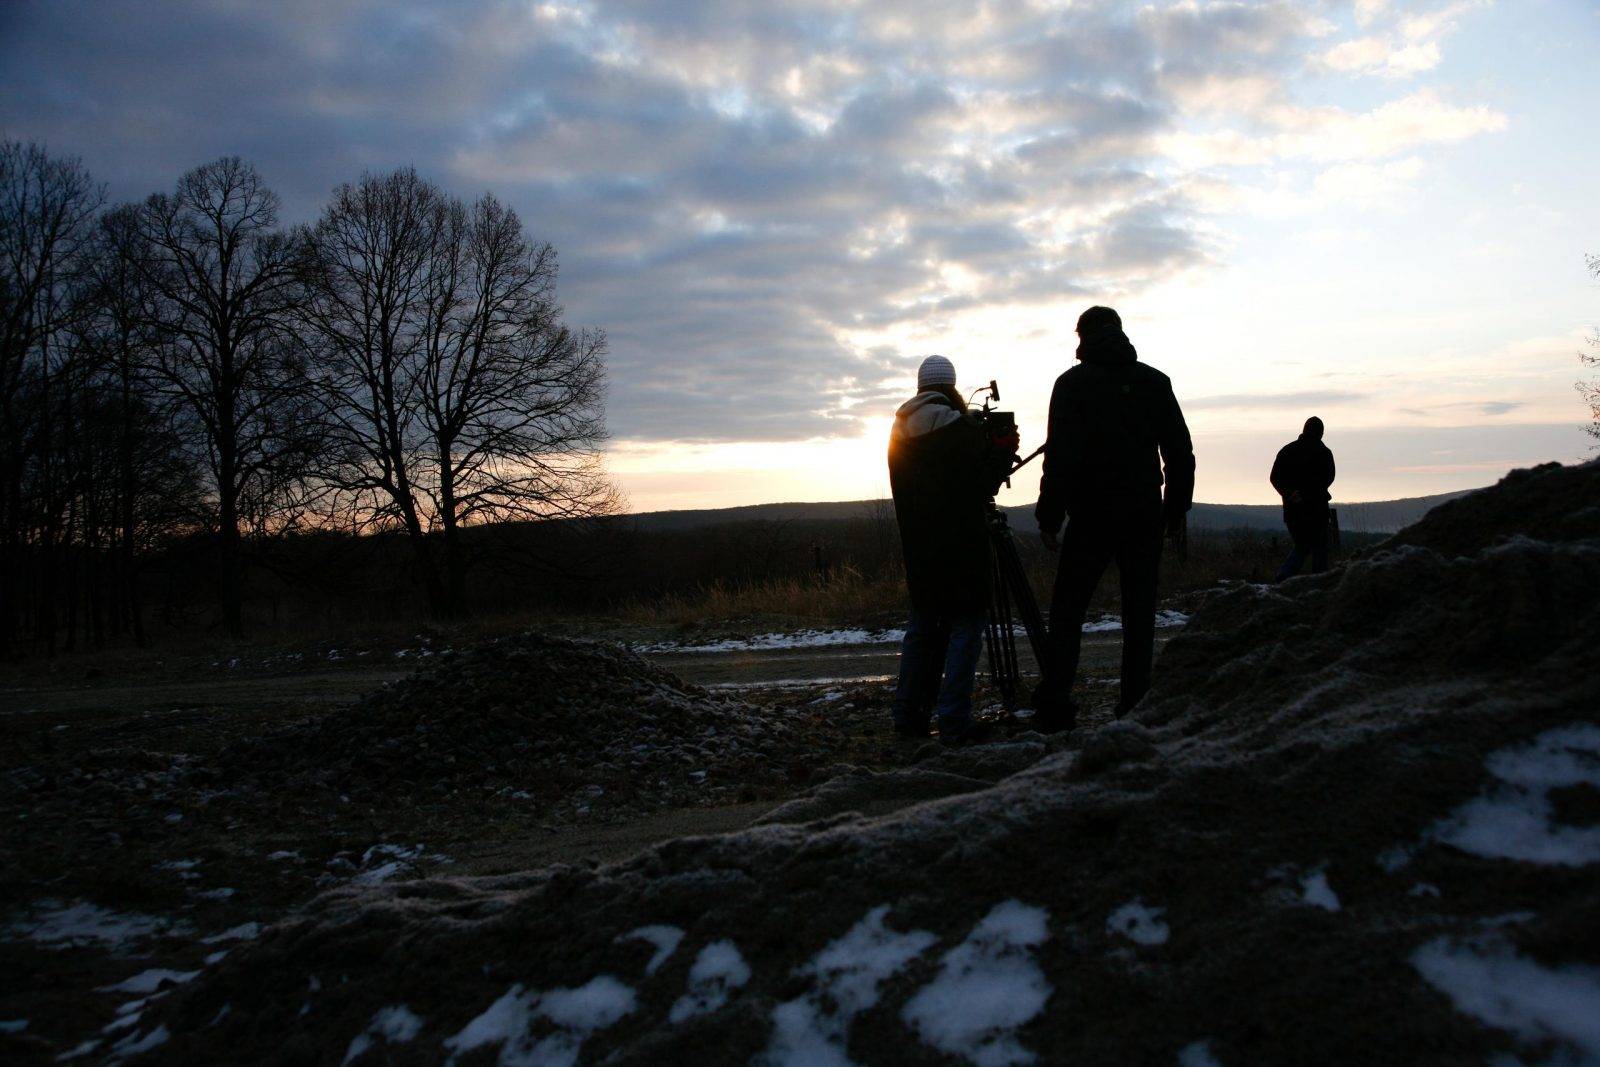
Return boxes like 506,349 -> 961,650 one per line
203,922 -> 261,944
1106,900 -> 1170,946
1177,1040 -> 1224,1066
762,904 -> 937,1066
1083,610 -> 1190,634
1300,869 -> 1340,912
444,977 -> 635,1067
1429,723 -> 1600,866
342,1005 -> 424,1065
1412,936 -> 1600,1060
101,969 -> 200,994
107,1024 -> 170,1061
669,941 -> 751,1023
6,900 -> 176,949
0,1019 -> 27,1034
638,628 -> 906,654
901,900 -> 1052,1067
617,925 -> 683,976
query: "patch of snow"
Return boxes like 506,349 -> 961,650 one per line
1106,899 -> 1170,946
7,900 -> 171,949
352,862 -> 404,886
205,950 -> 229,965
164,812 -> 183,823
153,859 -> 200,872
762,904 -> 938,1066
203,921 -> 261,943
901,900 -> 1052,1067
708,675 -> 893,690
1412,936 -> 1600,1060
267,850 -> 301,862
638,628 -> 906,654
107,1024 -> 169,1061
194,887 -> 236,901
1430,723 -> 1600,866
0,1019 -> 28,1034
208,1004 -> 230,1027
669,941 -> 751,1023
1301,869 -> 1341,912
617,925 -> 684,976
342,1005 -> 425,1065
362,843 -> 422,864
1409,883 -> 1441,899
444,976 -> 635,1067
1177,1040 -> 1224,1066
1377,845 -> 1412,873
55,1039 -> 100,1061
101,968 -> 200,994
1083,610 -> 1190,634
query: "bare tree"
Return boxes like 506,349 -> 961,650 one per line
304,174 -> 614,617
302,168 -> 450,612
416,193 -> 615,614
132,157 -> 312,637
1582,253 -> 1599,446
0,141 -> 103,653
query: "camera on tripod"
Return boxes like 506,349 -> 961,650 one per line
969,380 -> 1016,439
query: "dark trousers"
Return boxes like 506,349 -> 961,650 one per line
892,608 -> 987,730
1275,503 -> 1329,581
1036,497 -> 1164,713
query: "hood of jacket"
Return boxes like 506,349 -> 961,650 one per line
892,391 -> 963,440
1075,323 -> 1138,366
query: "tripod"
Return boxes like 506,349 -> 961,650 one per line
983,444 -> 1049,710
984,506 -> 1049,709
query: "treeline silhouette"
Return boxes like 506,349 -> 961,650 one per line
0,141 -> 612,655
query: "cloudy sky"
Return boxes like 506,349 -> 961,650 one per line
3,0 -> 1595,512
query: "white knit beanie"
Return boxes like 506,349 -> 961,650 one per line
917,354 -> 957,390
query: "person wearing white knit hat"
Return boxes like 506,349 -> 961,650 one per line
886,355 -> 1019,745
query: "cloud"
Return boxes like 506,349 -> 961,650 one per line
1187,390 -> 1368,411
0,0 -> 1508,444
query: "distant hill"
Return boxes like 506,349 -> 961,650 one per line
624,488 -> 1479,535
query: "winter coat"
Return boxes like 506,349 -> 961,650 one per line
1034,342 -> 1195,535
1270,434 -> 1336,518
888,392 -> 1008,615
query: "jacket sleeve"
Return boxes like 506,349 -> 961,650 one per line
1269,445 -> 1289,496
1034,375 -> 1071,534
1159,382 -> 1195,517
1322,446 -> 1336,497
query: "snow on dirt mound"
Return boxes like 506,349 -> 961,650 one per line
139,476 -> 1600,1065
1381,459 -> 1600,557
218,632 -> 805,815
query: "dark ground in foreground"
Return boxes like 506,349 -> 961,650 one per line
0,632 -> 1136,1061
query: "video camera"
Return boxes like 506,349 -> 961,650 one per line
969,379 -> 1043,486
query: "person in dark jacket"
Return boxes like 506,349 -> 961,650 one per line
888,355 -> 1018,745
1032,307 -> 1194,729
1270,417 -> 1336,581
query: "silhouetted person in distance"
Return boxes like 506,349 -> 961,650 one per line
1270,416 -> 1336,581
1032,307 -> 1194,730
888,355 -> 1019,745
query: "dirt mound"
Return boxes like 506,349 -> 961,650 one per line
217,632 -> 808,815
1381,459 -> 1600,556
133,472 -> 1600,1065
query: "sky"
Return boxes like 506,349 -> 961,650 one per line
2,0 -> 1596,513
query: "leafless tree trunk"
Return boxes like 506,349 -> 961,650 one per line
131,157 -> 309,638
1582,254 -> 1599,446
0,141 -> 102,655
305,177 -> 615,618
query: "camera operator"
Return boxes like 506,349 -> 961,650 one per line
1032,307 -> 1194,730
887,355 -> 1019,745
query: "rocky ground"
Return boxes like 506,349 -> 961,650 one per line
4,460 -> 1597,1065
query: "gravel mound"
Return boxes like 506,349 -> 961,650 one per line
135,464 -> 1600,1065
219,632 -> 806,814
1381,459 -> 1600,556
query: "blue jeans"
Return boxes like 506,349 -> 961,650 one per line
892,609 -> 987,731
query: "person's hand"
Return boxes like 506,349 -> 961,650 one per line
1040,528 -> 1060,553
997,429 -> 1021,455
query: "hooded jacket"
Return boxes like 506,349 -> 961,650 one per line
888,392 -> 1008,614
1034,339 -> 1195,535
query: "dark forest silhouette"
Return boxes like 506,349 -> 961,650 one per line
0,141 -> 613,652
